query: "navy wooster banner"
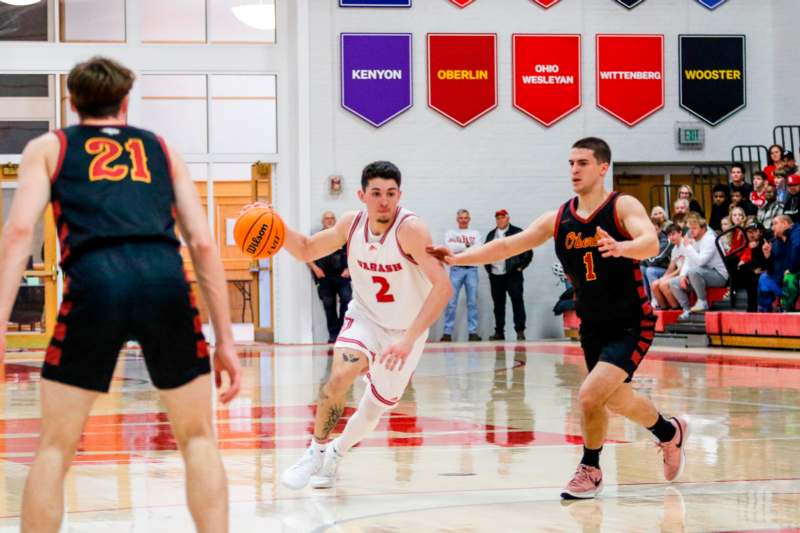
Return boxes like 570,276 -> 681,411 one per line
696,0 -> 727,8
339,0 -> 411,6
614,0 -> 646,8
679,35 -> 746,126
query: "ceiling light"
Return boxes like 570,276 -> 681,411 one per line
232,1 -> 275,31
0,0 -> 43,5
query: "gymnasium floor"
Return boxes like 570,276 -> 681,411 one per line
0,340 -> 799,532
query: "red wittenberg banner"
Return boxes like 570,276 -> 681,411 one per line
513,34 -> 581,126
532,0 -> 560,7
596,34 -> 664,126
428,33 -> 497,127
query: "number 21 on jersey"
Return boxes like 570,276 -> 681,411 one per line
582,252 -> 597,281
86,137 -> 153,183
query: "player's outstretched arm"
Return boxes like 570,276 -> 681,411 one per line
381,219 -> 452,371
428,211 -> 558,266
0,134 -> 53,362
596,195 -> 659,260
281,211 -> 356,263
170,145 -> 240,403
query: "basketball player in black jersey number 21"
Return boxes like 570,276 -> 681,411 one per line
429,138 -> 689,499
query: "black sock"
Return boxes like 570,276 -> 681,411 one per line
649,414 -> 677,442
581,446 -> 602,468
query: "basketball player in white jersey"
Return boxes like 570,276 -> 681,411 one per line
275,161 -> 452,489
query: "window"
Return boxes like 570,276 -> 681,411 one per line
139,75 -> 208,154
60,0 -> 126,43
140,0 -> 205,43
0,2 -> 48,42
210,75 -> 277,154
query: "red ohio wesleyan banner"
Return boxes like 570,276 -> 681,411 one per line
596,34 -> 664,126
513,34 -> 581,126
427,33 -> 497,127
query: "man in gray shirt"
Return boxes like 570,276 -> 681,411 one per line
440,209 -> 481,342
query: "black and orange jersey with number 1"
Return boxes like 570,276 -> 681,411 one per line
51,124 -> 180,269
553,191 -> 651,324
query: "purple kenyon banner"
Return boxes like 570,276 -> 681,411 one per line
341,33 -> 413,127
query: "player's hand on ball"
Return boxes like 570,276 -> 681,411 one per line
239,201 -> 272,215
596,227 -> 621,258
426,245 -> 455,264
380,339 -> 412,371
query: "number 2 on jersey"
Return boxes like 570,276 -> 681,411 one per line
86,137 -> 153,183
371,276 -> 395,303
583,252 -> 597,281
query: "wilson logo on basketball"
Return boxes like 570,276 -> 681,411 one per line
246,224 -> 270,254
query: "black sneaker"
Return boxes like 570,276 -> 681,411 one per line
489,332 -> 505,341
439,334 -> 452,342
516,331 -> 526,341
468,333 -> 482,341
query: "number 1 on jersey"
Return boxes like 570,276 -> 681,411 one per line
583,252 -> 597,281
372,276 -> 395,303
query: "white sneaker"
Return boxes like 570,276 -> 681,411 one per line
651,298 -> 660,310
689,299 -> 708,312
310,439 -> 343,489
281,444 -> 324,490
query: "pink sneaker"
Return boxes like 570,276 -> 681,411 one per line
657,416 -> 689,482
561,464 -> 603,499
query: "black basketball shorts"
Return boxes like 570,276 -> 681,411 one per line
42,242 -> 210,392
579,315 -> 656,383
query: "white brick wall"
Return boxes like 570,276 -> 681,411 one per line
305,0 -> 788,341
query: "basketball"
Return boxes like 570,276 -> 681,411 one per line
234,206 -> 285,259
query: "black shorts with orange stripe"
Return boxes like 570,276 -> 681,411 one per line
42,241 -> 210,393
578,315 -> 656,383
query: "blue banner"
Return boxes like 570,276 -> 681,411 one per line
696,0 -> 726,8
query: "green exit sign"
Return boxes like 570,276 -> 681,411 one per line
676,123 -> 705,149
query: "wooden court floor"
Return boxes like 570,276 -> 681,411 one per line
0,340 -> 799,532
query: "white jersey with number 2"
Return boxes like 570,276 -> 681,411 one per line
346,206 -> 432,330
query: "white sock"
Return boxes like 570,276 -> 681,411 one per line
337,390 -> 387,453
309,439 -> 327,454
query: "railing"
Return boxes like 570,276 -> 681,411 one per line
731,145 -> 768,180
773,125 -> 800,156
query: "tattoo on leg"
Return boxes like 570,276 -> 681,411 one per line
320,403 -> 344,439
341,352 -> 361,363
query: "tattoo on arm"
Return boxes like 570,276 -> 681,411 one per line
341,352 -> 361,363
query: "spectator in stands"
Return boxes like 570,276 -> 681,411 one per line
749,171 -> 768,209
650,205 -> 670,231
730,188 -> 757,217
678,185 -> 704,217
485,209 -> 532,341
440,209 -> 481,342
758,215 -> 800,312
724,206 -> 748,272
783,150 -> 798,175
308,211 -> 352,343
709,184 -> 730,233
672,198 -> 690,230
729,162 -> 752,197
732,221 -> 768,312
669,213 -> 729,320
650,224 -> 686,311
784,174 -> 800,223
775,170 -> 790,205
641,217 -> 675,304
757,184 -> 784,231
764,144 -> 784,185
718,217 -> 733,253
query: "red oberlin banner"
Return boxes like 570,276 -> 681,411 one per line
447,0 -> 475,6
596,34 -> 664,126
427,33 -> 497,127
513,34 -> 581,126
532,0 -> 560,7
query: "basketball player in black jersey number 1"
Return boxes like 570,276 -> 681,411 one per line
0,57 -> 241,531
429,138 -> 689,500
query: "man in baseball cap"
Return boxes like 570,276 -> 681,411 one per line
784,174 -> 800,223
